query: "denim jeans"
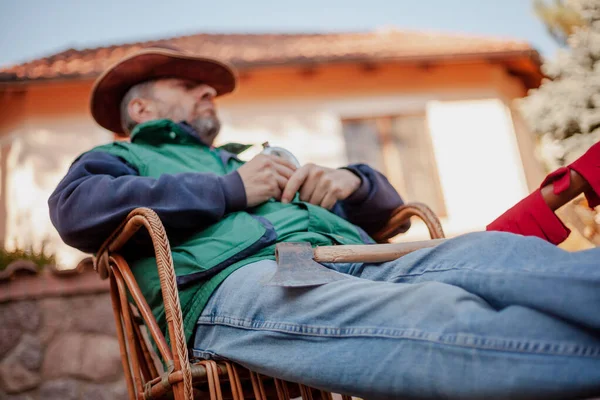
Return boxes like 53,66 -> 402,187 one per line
193,232 -> 600,399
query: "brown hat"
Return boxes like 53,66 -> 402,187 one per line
90,46 -> 237,134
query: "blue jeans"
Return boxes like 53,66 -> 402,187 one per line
193,232 -> 600,399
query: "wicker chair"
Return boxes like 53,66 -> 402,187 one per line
93,202 -> 445,399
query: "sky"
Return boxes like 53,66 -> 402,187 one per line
0,0 -> 561,68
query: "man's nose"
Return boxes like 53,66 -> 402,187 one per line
194,85 -> 217,101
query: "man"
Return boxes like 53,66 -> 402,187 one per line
49,47 -> 600,399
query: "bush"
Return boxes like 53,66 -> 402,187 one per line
0,243 -> 56,271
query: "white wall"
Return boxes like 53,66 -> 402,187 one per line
218,111 -> 348,168
3,116 -> 112,268
219,91 -> 531,240
425,99 -> 530,237
3,89 -> 530,266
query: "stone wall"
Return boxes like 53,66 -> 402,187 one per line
0,269 -> 127,400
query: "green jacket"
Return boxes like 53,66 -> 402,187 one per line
88,119 -> 373,343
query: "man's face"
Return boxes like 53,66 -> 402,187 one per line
146,78 -> 221,145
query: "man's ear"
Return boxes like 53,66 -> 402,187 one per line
127,98 -> 156,124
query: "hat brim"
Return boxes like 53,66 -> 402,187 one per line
90,48 -> 237,134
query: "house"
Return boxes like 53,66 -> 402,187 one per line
0,29 -> 546,267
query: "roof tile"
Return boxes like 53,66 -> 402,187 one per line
0,30 -> 539,82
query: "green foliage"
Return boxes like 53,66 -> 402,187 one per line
0,243 -> 56,271
521,0 -> 599,170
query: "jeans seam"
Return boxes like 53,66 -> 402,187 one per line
196,315 -> 600,358
191,348 -> 227,360
391,263 -> 598,280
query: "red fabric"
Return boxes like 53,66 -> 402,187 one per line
486,189 -> 570,244
486,141 -> 599,244
539,141 -> 600,207
570,141 -> 600,208
541,167 -> 571,195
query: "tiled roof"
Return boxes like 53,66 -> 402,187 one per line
0,29 -> 541,83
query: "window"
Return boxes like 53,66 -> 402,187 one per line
342,113 -> 447,216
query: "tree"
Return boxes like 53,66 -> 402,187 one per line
534,0 -> 585,45
520,0 -> 600,171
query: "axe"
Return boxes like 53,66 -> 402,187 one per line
267,239 -> 446,287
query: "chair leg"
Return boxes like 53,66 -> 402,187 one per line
274,379 -> 291,400
225,362 -> 245,400
114,268 -> 145,395
299,384 -> 314,400
198,360 -> 225,400
131,323 -> 153,383
319,390 -> 333,400
250,371 -> 267,400
131,307 -> 160,380
109,272 -> 137,400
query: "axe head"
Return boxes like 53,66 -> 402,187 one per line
265,242 -> 348,287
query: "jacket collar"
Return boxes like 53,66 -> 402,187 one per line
130,119 -> 207,146
129,119 -> 247,164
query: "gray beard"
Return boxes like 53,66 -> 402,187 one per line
189,115 -> 221,146
155,100 -> 221,145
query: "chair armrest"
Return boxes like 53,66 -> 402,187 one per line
372,202 -> 445,243
94,207 -> 193,398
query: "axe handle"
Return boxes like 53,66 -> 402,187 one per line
313,238 -> 446,263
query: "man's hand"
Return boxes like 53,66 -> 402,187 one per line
281,164 -> 362,210
237,154 -> 297,207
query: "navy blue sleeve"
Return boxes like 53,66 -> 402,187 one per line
331,163 -> 410,236
48,151 -> 246,253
